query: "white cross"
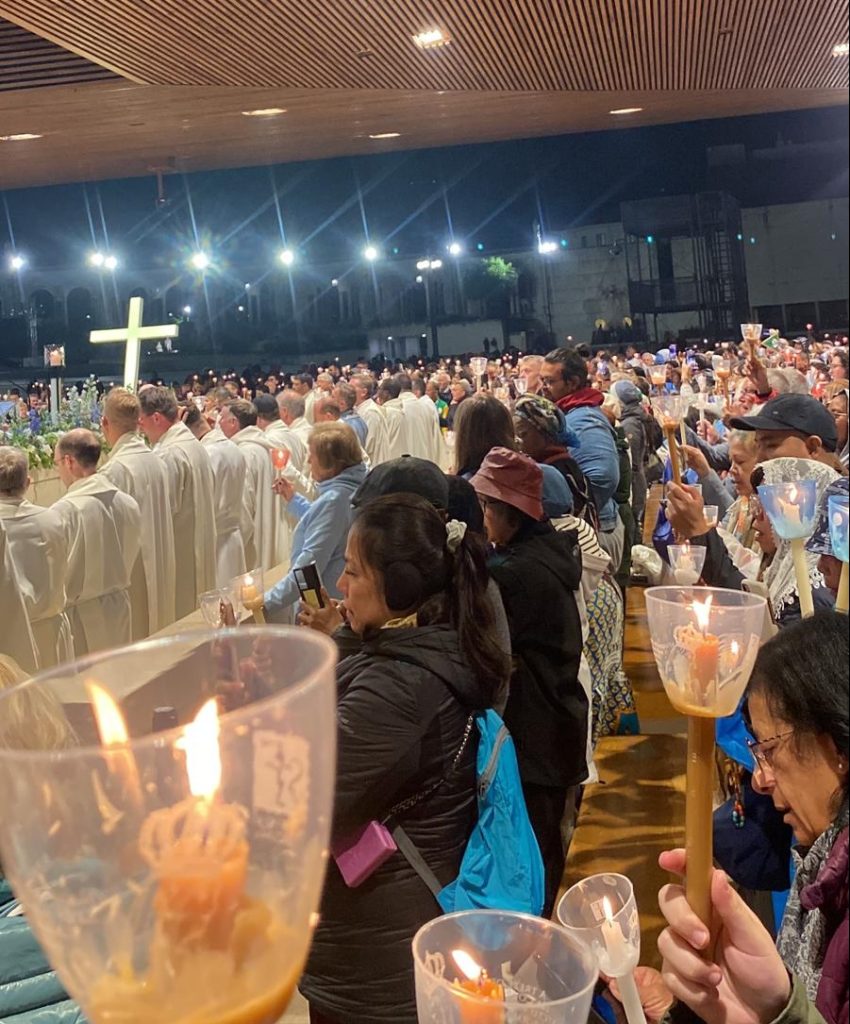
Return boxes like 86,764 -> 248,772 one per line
89,297 -> 179,389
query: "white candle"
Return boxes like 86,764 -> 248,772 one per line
600,896 -> 629,971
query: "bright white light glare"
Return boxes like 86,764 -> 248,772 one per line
331,278 -> 339,287
609,107 -> 644,115
415,275 -> 424,283
104,255 -> 118,271
368,132 -> 402,140
363,245 -> 380,261
279,249 -> 295,267
833,42 -> 850,56
191,252 -> 210,271
448,242 -> 463,256
430,259 -> 443,269
241,107 -> 287,116
237,305 -> 245,312
9,255 -> 26,270
416,259 -> 430,271
0,133 -> 43,141
413,28 -> 450,49
88,252 -> 105,267
183,305 -> 192,315
538,240 -> 558,254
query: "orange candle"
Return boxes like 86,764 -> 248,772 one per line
452,951 -> 506,1024
271,447 -> 289,473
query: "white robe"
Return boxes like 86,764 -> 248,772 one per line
381,397 -> 409,460
304,389 -> 317,425
288,416 -> 313,449
52,475 -> 142,656
400,392 -> 447,465
0,498 -> 73,670
265,420 -> 315,499
231,425 -> 287,571
154,421 -> 218,619
201,427 -> 248,587
355,398 -> 390,466
0,518 -> 39,673
99,431 -> 177,636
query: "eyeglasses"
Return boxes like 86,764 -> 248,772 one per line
746,730 -> 794,770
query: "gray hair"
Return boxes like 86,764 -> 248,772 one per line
335,382 -> 357,411
766,368 -> 810,396
728,429 -> 758,452
138,386 -> 179,422
277,390 -> 305,420
351,374 -> 375,399
0,446 -> 29,497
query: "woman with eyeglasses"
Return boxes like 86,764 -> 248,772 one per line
606,614 -> 849,1024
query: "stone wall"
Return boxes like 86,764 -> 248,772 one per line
26,467 -> 66,506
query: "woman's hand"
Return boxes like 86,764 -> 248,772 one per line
657,849 -> 791,1024
697,420 -> 721,445
680,444 -> 711,480
272,477 -> 295,502
665,483 -> 709,540
606,967 -> 674,1022
297,588 -> 345,635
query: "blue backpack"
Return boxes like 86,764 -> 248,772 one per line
392,709 -> 545,916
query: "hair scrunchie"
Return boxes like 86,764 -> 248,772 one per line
445,518 -> 468,554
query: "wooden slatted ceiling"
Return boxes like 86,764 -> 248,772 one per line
0,81 -> 843,191
0,0 -> 846,91
0,17 -> 118,90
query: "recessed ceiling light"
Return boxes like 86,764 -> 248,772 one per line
609,107 -> 643,115
413,28 -> 450,49
368,132 -> 401,140
0,133 -> 43,141
241,108 -> 287,117
833,42 -> 850,57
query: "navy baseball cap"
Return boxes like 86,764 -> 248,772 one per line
729,394 -> 838,451
352,456 -> 449,509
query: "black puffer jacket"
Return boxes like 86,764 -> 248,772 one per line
300,624 -> 488,1024
488,520 -> 588,788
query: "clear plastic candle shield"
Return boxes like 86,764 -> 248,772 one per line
829,495 -> 849,563
413,910 -> 597,1022
0,628 -> 337,1024
556,873 -> 640,977
740,323 -> 763,344
667,545 -> 707,586
757,480 -> 818,541
650,395 -> 684,428
644,587 -> 766,718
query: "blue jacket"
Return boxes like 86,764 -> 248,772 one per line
562,406 -> 620,530
340,410 -> 369,447
0,879 -> 87,1023
265,462 -> 368,612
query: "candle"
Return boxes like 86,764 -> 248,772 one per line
88,699 -> 302,1023
271,447 -> 289,475
240,575 -> 266,624
451,950 -> 505,1023
777,494 -> 803,528
600,898 -> 647,1024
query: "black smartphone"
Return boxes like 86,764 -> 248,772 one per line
294,563 -> 325,608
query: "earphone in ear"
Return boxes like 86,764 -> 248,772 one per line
383,562 -> 425,613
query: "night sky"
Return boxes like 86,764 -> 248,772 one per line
2,105 -> 847,271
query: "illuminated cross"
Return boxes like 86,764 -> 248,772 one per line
89,297 -> 179,389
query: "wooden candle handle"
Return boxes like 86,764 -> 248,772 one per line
665,426 -> 682,486
252,607 -> 266,625
837,562 -> 849,614
685,714 -> 715,929
790,538 -> 815,618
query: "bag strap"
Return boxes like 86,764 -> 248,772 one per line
384,714 -> 474,819
391,824 -> 444,899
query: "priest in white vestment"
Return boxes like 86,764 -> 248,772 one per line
401,374 -> 447,465
99,388 -> 177,636
278,390 -> 313,448
52,429 -> 142,655
376,378 -> 409,460
351,374 -> 390,466
0,447 -> 73,669
0,518 -> 39,673
184,406 -> 248,587
254,393 -> 315,499
219,399 -> 287,571
138,387 -> 218,620
292,373 -> 317,424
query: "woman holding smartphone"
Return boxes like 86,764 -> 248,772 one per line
298,494 -> 510,1024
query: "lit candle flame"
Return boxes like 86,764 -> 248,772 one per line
175,699 -> 221,803
692,594 -> 713,634
602,895 -> 616,924
731,640 -> 739,658
87,681 -> 129,746
452,949 -> 483,982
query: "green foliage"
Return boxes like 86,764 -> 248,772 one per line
463,257 -> 519,302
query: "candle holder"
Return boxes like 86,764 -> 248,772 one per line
757,480 -> 818,618
514,377 -> 528,397
0,628 -> 337,1024
668,543 -> 707,585
714,359 -> 732,403
702,505 -> 719,531
470,357 -> 488,392
413,910 -> 597,1022
740,323 -> 763,356
557,873 -> 645,1024
649,366 -> 668,393
270,447 -> 290,478
232,568 -> 266,624
651,395 -> 685,485
199,589 -> 238,629
645,587 -> 766,926
829,494 -> 849,613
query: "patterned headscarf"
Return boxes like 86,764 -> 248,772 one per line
514,395 -> 579,449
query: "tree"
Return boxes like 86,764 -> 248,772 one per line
463,257 -> 519,348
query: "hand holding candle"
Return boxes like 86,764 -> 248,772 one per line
758,480 -> 818,617
233,569 -> 266,624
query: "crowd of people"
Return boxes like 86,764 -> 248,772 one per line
0,328 -> 848,1024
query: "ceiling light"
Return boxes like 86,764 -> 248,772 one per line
413,28 -> 450,49
0,133 -> 43,141
190,252 -> 210,271
363,245 -> 380,262
279,249 -> 295,267
241,108 -> 287,117
538,241 -> 558,255
368,132 -> 401,140
448,242 -> 463,256
9,255 -> 26,271
609,107 -> 644,115
832,42 -> 849,57
104,255 -> 118,271
88,252 -> 105,267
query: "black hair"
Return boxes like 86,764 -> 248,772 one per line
253,393 -> 279,419
377,378 -> 401,401
543,347 -> 589,387
746,611 -> 849,812
447,476 -> 485,534
351,494 -> 510,704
